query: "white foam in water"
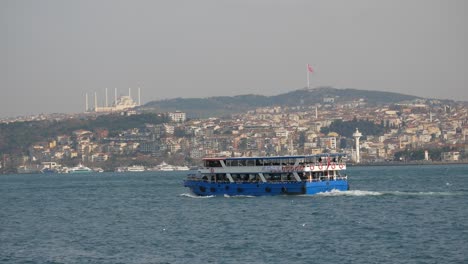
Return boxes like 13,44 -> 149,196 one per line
388,191 -> 458,196
316,189 -> 384,197
179,193 -> 215,199
315,189 -> 461,197
223,194 -> 256,198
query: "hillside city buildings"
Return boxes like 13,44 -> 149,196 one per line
1,97 -> 467,173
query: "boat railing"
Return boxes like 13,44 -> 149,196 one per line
200,162 -> 346,171
307,162 -> 346,169
186,177 -> 348,183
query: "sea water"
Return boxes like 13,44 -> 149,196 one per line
1,165 -> 467,264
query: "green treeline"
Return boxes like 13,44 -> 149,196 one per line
320,118 -> 386,138
0,113 -> 168,155
393,147 -> 451,161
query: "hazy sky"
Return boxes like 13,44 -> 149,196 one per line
2,0 -> 467,118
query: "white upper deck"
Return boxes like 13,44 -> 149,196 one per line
200,154 -> 347,174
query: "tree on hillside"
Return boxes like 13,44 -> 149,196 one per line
320,119 -> 386,138
0,113 -> 168,155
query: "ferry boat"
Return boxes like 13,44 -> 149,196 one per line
126,165 -> 146,172
184,154 -> 349,196
68,164 -> 93,174
149,162 -> 190,171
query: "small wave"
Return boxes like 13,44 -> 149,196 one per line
316,189 -> 384,197
179,193 -> 215,199
385,191 -> 460,196
315,189 -> 462,197
223,194 -> 256,198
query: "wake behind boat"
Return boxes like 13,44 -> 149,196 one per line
184,154 -> 349,196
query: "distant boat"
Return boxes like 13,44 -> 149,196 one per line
68,164 -> 93,174
126,165 -> 145,172
174,165 -> 190,171
93,167 -> 104,173
39,161 -> 61,174
149,162 -> 189,171
115,167 -> 126,173
150,161 -> 176,171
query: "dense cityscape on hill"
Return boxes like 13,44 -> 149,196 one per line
0,87 -> 467,174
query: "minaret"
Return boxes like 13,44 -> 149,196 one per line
85,93 -> 88,112
138,87 -> 141,106
114,88 -> 117,105
353,128 -> 362,163
105,88 -> 108,107
315,106 -> 318,119
94,92 -> 98,111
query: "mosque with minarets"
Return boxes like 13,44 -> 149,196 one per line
85,88 -> 141,113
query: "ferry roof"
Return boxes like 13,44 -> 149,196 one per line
203,154 -> 346,161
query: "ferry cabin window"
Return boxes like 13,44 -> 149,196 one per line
205,160 -> 222,167
246,159 -> 255,166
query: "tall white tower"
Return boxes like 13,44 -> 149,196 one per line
138,87 -> 141,106
85,93 -> 89,112
105,88 -> 108,107
94,92 -> 98,111
353,128 -> 362,163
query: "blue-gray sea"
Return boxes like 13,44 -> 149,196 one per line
1,165 -> 468,264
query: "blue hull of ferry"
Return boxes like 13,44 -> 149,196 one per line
183,180 -> 349,196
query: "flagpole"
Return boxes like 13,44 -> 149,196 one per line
306,64 -> 310,88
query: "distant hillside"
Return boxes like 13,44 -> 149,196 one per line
141,87 -> 421,118
0,113 -> 167,155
